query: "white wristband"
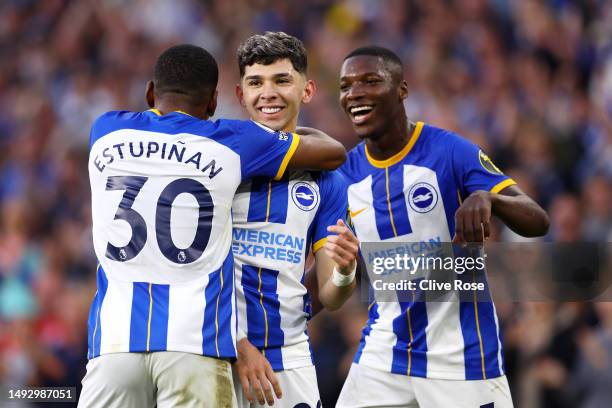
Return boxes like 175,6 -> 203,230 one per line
332,265 -> 356,287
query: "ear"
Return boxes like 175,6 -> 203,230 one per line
206,89 -> 218,117
145,80 -> 155,108
302,79 -> 316,104
398,79 -> 409,100
235,83 -> 246,107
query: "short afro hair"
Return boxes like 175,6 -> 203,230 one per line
237,32 -> 307,77
154,44 -> 218,103
344,46 -> 403,79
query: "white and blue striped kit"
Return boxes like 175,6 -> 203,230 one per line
87,110 -> 298,360
339,122 -> 516,380
232,170 -> 347,371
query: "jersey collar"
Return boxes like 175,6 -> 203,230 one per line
147,109 -> 193,117
365,121 -> 424,168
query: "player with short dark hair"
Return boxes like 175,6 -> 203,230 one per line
231,32 -> 359,408
237,31 -> 307,77
78,43 -> 346,408
335,46 -> 549,407
153,44 -> 219,104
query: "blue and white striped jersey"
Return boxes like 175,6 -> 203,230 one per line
232,170 -> 347,371
339,122 -> 515,380
87,109 -> 299,360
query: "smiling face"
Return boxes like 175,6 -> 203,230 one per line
236,58 -> 314,132
339,55 -> 407,139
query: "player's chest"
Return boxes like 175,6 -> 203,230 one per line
347,164 -> 456,241
232,175 -> 321,230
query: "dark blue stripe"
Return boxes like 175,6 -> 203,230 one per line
247,177 -> 288,223
241,263 -> 285,369
202,253 -> 235,358
301,273 -> 312,320
264,347 -> 284,371
247,178 -> 269,222
387,166 -> 412,236
354,302 -> 379,363
216,252 -> 235,357
371,167 -> 412,239
460,301 -> 487,380
87,265 -> 108,359
148,284 -> 170,351
408,301 -> 428,377
242,264 -> 265,346
459,269 -> 501,379
261,267 -> 284,349
129,282 -> 150,352
371,169 -> 396,239
391,301 -> 428,377
203,268 -> 221,357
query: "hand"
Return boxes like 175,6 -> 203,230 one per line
324,219 -> 359,274
235,339 -> 282,406
453,191 -> 492,243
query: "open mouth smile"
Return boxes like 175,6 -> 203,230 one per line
348,105 -> 374,124
258,106 -> 285,115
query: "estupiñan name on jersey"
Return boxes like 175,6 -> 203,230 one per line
87,110 -> 299,360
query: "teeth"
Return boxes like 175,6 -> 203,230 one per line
261,107 -> 282,114
350,105 -> 373,114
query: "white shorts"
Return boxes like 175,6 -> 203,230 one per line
337,363 -> 513,408
78,352 -> 237,408
233,364 -> 321,408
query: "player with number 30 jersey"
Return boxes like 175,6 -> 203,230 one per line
79,44 -> 346,408
88,110 -> 299,359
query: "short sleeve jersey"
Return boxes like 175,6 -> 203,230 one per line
87,109 -> 299,360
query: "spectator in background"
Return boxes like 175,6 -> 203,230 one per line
0,0 -> 610,406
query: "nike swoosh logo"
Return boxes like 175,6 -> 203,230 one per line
349,207 -> 368,218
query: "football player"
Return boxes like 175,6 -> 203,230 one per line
231,32 -> 359,408
335,46 -> 549,408
79,44 -> 346,408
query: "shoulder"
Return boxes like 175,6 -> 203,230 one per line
218,119 -> 279,136
91,110 -> 140,131
89,110 -> 142,146
419,123 -> 468,150
416,124 -> 482,165
339,143 -> 368,183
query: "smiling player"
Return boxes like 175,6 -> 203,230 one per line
231,32 -> 359,408
335,46 -> 549,407
79,44 -> 346,408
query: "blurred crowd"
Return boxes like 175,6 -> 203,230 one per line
0,0 -> 610,407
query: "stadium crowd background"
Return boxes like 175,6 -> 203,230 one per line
0,0 -> 610,406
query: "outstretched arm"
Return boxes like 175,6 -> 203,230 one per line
454,185 -> 549,243
288,127 -> 346,171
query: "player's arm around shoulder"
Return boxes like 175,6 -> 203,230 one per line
234,337 -> 282,406
315,219 -> 360,311
288,126 -> 347,171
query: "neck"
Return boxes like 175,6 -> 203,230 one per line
365,117 -> 414,160
284,117 -> 298,132
154,96 -> 207,120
